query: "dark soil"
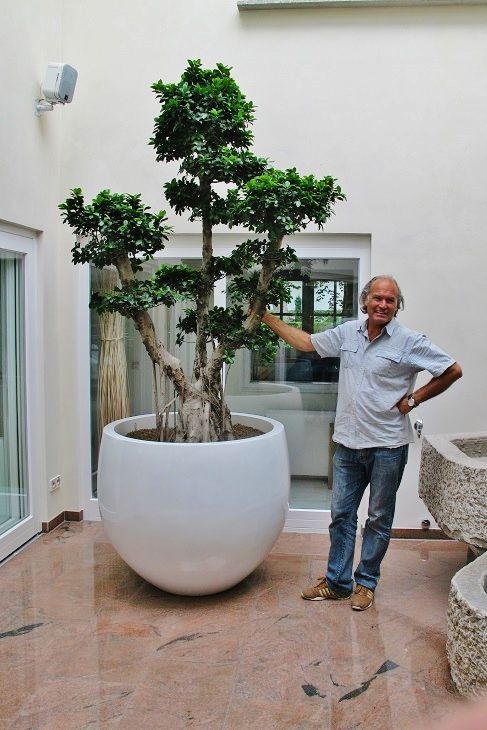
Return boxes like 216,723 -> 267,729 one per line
126,423 -> 263,442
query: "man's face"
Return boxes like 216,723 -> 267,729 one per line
365,279 -> 398,328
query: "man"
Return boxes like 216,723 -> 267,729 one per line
261,275 -> 462,611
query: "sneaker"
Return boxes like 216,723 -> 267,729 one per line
351,584 -> 375,611
301,577 -> 352,601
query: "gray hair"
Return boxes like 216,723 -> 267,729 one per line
359,275 -> 404,315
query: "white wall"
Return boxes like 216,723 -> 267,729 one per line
2,1 -> 487,526
0,0 -> 87,522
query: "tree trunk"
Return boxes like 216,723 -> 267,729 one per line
175,367 -> 233,442
193,179 -> 212,379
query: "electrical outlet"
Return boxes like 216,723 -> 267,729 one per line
49,475 -> 61,493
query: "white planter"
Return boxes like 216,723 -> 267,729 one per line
98,413 -> 290,596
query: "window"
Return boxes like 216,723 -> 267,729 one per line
0,250 -> 28,536
251,258 -> 358,384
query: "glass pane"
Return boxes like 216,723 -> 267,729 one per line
0,251 -> 28,535
225,257 -> 359,511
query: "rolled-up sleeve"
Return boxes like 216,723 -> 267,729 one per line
407,335 -> 455,377
311,323 -> 347,358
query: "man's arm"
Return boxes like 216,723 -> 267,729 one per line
397,362 -> 463,414
261,311 -> 316,352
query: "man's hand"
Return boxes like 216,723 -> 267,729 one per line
395,363 -> 462,415
396,395 -> 414,415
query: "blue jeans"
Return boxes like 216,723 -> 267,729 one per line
326,444 -> 409,594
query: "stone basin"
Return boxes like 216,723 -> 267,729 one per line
447,552 -> 487,697
419,432 -> 487,551
452,436 -> 487,463
419,433 -> 487,698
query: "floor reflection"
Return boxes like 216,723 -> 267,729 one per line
0,522 -> 468,729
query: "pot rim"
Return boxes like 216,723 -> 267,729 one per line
102,411 -> 285,446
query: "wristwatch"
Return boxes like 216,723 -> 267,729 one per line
407,393 -> 418,408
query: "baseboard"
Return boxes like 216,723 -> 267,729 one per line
390,528 -> 451,540
64,510 -> 84,522
39,513 -> 448,539
41,510 -> 84,533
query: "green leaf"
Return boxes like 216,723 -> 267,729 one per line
60,189 -> 171,270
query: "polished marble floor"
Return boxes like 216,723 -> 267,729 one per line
0,523 -> 471,729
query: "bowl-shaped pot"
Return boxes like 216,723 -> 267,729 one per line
98,413 -> 290,595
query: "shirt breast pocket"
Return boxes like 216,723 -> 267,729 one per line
340,341 -> 359,368
374,349 -> 404,377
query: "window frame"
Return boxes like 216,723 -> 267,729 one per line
238,0 -> 486,10
0,224 -> 41,558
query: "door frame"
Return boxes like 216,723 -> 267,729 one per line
0,225 -> 42,560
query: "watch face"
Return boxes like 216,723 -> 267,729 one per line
408,397 -> 415,407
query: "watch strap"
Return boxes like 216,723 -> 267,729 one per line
407,393 -> 417,408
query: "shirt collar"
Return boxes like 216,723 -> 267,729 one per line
359,318 -> 397,337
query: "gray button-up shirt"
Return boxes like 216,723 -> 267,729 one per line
311,318 -> 455,449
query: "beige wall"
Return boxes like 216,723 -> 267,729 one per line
2,1 -> 486,525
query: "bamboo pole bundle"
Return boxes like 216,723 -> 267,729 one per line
92,268 -> 130,441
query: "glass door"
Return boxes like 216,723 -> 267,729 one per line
0,232 -> 37,561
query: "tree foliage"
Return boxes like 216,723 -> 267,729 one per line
150,59 -> 256,163
60,60 -> 346,442
60,189 -> 170,272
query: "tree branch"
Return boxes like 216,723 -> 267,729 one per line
207,234 -> 284,381
114,255 -> 187,397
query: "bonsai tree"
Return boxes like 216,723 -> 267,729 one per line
60,60 -> 345,443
